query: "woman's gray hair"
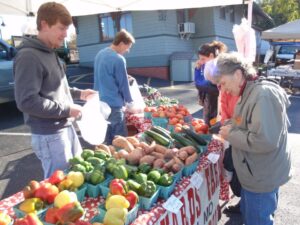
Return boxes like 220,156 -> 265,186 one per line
215,52 -> 256,81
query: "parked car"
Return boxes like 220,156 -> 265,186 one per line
275,44 -> 300,66
0,39 -> 16,104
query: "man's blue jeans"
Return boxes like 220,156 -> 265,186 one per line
31,126 -> 82,179
240,187 -> 279,225
105,107 -> 127,145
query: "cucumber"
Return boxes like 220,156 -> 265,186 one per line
182,127 -> 208,145
144,130 -> 171,147
170,132 -> 195,147
150,126 -> 172,139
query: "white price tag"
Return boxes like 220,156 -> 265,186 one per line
190,171 -> 203,189
162,195 -> 183,214
208,153 -> 220,164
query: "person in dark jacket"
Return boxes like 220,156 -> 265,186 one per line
13,2 -> 96,178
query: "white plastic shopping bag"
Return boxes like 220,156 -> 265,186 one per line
127,79 -> 146,113
76,95 -> 111,145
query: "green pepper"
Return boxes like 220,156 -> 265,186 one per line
139,180 -> 157,198
106,158 -> 117,173
69,155 -> 84,165
134,173 -> 148,184
112,165 -> 128,180
147,170 -> 161,184
158,174 -> 173,186
94,151 -> 110,161
90,170 -> 105,185
124,165 -> 138,177
70,164 -> 86,173
81,149 -> 94,160
126,179 -> 141,192
138,163 -> 152,174
81,161 -> 94,172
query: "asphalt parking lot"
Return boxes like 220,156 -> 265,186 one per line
0,65 -> 300,224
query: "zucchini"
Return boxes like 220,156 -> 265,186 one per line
144,130 -> 171,147
182,127 -> 208,145
170,132 -> 195,147
150,126 -> 172,139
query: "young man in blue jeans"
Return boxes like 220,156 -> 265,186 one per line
93,29 -> 135,144
14,2 -> 96,179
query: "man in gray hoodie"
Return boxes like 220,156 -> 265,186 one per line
13,2 -> 96,178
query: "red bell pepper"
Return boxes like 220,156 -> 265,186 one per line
56,201 -> 84,224
34,182 -> 59,204
48,170 -> 66,185
125,190 -> 139,210
44,207 -> 59,224
14,213 -> 43,225
109,179 -> 127,195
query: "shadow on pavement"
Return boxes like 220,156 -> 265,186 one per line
0,102 -> 24,130
0,153 -> 43,199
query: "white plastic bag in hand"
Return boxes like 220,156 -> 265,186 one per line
76,96 -> 111,145
127,79 -> 145,113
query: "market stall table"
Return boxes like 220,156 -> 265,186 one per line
0,138 -> 229,225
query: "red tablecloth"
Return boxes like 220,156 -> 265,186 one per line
0,139 -> 229,225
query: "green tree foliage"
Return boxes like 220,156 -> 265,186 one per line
258,0 -> 300,26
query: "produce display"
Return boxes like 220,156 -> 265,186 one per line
3,92 -> 222,225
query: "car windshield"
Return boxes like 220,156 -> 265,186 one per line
278,46 -> 299,55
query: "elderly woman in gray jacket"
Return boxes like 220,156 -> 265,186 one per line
214,52 -> 292,225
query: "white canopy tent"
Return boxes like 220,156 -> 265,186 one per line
262,19 -> 300,42
0,0 -> 248,16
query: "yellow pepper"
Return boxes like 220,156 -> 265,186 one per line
103,208 -> 128,225
19,198 -> 44,214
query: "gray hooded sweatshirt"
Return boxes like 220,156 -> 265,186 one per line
228,78 -> 292,193
13,36 -> 81,134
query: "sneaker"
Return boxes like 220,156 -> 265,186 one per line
224,202 -> 241,214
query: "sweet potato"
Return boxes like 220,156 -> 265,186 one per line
177,150 -> 189,161
185,152 -> 198,165
108,145 -> 116,155
126,136 -> 140,147
95,144 -> 111,156
155,144 -> 168,154
139,155 -> 156,166
118,149 -> 129,160
153,158 -> 165,169
172,163 -> 183,173
179,146 -> 196,155
127,147 -> 144,165
164,149 -> 175,160
140,142 -> 151,154
112,136 -> 135,152
150,151 -> 164,159
164,159 -> 175,169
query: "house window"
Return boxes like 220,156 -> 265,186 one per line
99,12 -> 133,42
219,7 -> 226,20
229,6 -> 235,23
